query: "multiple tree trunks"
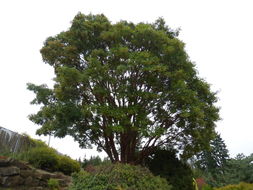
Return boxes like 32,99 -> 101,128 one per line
28,13 -> 220,164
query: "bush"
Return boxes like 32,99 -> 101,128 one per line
48,178 -> 60,190
202,184 -> 213,190
144,149 -> 194,190
69,163 -> 172,190
30,137 -> 48,148
58,155 -> 80,175
20,146 -> 80,175
215,182 -> 253,190
25,146 -> 59,172
2,135 -> 80,175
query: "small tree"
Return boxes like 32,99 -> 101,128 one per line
195,133 -> 229,173
28,13 -> 219,164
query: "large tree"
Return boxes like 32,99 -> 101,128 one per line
27,13 -> 219,164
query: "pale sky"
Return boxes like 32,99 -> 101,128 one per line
1,0 -> 253,160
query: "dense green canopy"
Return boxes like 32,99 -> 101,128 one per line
28,13 -> 219,163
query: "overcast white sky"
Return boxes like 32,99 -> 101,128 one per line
1,0 -> 253,160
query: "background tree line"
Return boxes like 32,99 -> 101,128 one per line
191,133 -> 253,188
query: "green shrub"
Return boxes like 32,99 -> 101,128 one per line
30,138 -> 48,148
145,149 -> 194,190
1,135 -> 80,175
48,178 -> 60,190
25,146 -> 59,172
69,163 -> 172,190
21,133 -> 48,149
58,155 -> 80,175
23,146 -> 80,175
215,182 -> 253,190
202,184 -> 213,190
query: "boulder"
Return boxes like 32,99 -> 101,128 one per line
12,159 -> 32,170
20,169 -> 35,178
0,157 -> 12,167
34,169 -> 56,180
0,157 -> 71,189
0,166 -> 20,176
0,175 -> 24,186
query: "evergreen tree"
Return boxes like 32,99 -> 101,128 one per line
194,133 -> 229,187
223,153 -> 253,185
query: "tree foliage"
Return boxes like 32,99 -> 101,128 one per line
192,135 -> 253,187
195,133 -> 229,173
145,149 -> 194,190
223,154 -> 253,185
27,13 -> 219,164
81,155 -> 111,168
194,153 -> 253,188
192,133 -> 229,187
215,182 -> 253,190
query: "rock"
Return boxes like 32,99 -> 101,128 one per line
34,169 -> 56,180
24,176 -> 33,185
0,175 -> 24,186
0,166 -> 20,176
12,159 -> 32,170
0,157 -> 13,167
0,160 -> 10,167
0,176 -> 7,185
24,176 -> 40,187
29,187 -> 46,190
0,157 -> 71,189
51,172 -> 72,186
20,169 -> 35,178
57,178 -> 70,186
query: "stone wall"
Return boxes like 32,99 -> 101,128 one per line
0,156 -> 71,189
0,126 -> 32,153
